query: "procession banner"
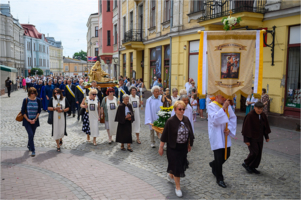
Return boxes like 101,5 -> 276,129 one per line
197,30 -> 264,99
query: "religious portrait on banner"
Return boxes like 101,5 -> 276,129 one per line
221,53 -> 240,79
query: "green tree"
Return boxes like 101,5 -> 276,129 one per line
73,50 -> 87,61
30,68 -> 43,76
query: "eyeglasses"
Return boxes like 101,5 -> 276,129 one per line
92,94 -> 97,96
178,108 -> 185,111
109,91 -> 114,93
30,93 -> 35,95
54,92 -> 58,94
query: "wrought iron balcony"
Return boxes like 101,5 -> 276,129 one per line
198,0 -> 267,22
122,29 -> 144,44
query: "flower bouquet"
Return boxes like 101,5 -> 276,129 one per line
222,16 -> 242,31
151,106 -> 173,134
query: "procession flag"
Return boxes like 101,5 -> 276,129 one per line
197,30 -> 265,99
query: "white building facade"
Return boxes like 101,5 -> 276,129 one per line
46,37 -> 63,76
86,13 -> 99,69
0,4 -> 25,76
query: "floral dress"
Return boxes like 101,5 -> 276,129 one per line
261,94 -> 269,115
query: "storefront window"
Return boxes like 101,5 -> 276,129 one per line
130,53 -> 133,78
150,48 -> 156,86
123,54 -> 126,77
164,45 -> 170,88
286,46 -> 300,108
285,25 -> 300,113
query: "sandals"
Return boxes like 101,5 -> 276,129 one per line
59,140 -> 63,146
136,139 -> 141,144
93,141 -> 97,146
120,147 -> 126,151
57,148 -> 61,152
127,148 -> 133,152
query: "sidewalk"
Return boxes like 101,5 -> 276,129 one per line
1,147 -> 177,200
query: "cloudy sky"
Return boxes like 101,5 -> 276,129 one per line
6,0 -> 98,57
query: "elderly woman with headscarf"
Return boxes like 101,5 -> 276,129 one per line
159,100 -> 194,198
145,86 -> 163,148
115,94 -> 135,152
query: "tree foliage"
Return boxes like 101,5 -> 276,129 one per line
30,68 -> 43,76
73,50 -> 87,61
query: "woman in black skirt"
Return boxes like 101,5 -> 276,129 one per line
159,100 -> 194,198
115,94 -> 135,152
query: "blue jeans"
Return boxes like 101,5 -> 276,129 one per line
25,123 -> 37,152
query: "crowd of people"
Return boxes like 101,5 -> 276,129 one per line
18,74 -> 271,198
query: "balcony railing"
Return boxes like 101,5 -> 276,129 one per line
198,0 -> 266,22
122,29 -> 144,44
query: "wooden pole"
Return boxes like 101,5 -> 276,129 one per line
225,107 -> 229,160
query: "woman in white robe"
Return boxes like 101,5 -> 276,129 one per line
100,87 -> 118,144
48,88 -> 70,152
81,89 -> 101,146
129,87 -> 142,144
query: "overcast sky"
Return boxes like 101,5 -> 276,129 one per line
6,0 -> 98,57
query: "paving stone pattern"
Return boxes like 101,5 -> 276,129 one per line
1,90 -> 300,199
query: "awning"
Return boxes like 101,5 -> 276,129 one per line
0,65 -> 18,73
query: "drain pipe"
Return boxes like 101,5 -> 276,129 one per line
169,0 -> 173,89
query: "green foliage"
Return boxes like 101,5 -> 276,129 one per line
73,50 -> 87,61
30,68 -> 43,76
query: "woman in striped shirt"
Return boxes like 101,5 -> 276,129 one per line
21,87 -> 42,157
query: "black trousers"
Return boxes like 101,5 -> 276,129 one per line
67,100 -> 76,115
26,83 -> 30,91
210,147 -> 231,182
7,86 -> 11,97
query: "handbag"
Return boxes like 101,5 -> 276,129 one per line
16,98 -> 28,122
100,97 -> 106,124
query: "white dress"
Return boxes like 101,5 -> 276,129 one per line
106,96 -> 118,136
129,95 -> 140,133
171,95 -> 180,105
53,97 -> 66,140
87,97 -> 99,137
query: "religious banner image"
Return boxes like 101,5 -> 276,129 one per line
155,46 -> 162,79
221,53 -> 240,79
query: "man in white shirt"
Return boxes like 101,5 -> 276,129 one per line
207,94 -> 237,188
185,78 -> 193,95
25,76 -> 32,92
145,86 -> 163,148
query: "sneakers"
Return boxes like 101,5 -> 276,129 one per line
151,143 -> 155,148
167,174 -> 174,183
31,152 -> 35,157
175,188 -> 182,197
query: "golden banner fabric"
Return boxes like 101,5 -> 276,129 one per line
207,31 -> 257,98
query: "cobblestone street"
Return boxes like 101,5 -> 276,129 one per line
1,90 -> 300,199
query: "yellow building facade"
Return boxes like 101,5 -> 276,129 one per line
119,0 -> 300,117
63,57 -> 88,77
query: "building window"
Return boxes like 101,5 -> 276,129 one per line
191,0 -> 205,13
34,58 -> 36,66
74,66 -> 77,72
107,0 -> 110,11
130,11 -> 133,30
114,24 -> 117,44
123,17 -> 126,39
65,66 -> 69,71
114,0 -> 117,9
150,0 -> 156,28
95,48 -> 99,56
28,57 -> 30,66
164,0 -> 170,22
123,54 -> 126,76
100,0 -> 102,13
95,26 -> 98,37
107,30 -> 111,46
47,47 -> 48,54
